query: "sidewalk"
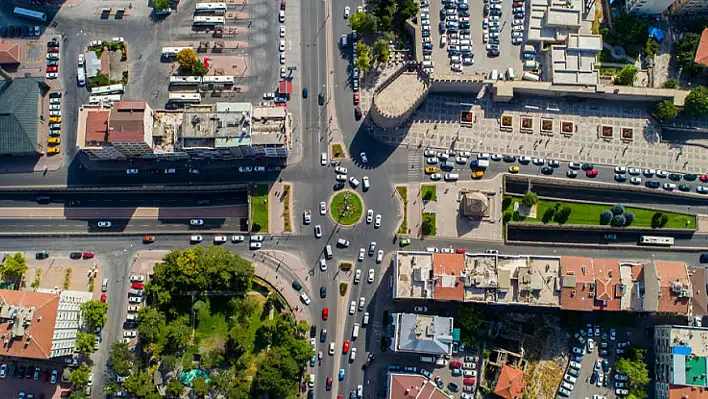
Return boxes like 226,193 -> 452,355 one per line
256,250 -> 313,322
268,181 -> 293,234
407,184 -> 422,238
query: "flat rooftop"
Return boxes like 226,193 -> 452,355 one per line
394,252 -> 434,299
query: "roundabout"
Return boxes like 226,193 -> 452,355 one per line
329,190 -> 363,226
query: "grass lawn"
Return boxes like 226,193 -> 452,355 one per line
250,184 -> 269,232
330,191 -> 363,225
397,186 -> 408,234
503,196 -> 696,229
422,213 -> 437,236
421,185 -> 437,202
331,144 -> 345,159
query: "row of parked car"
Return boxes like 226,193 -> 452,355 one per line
0,25 -> 41,37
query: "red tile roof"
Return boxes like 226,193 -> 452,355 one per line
0,290 -> 60,360
85,110 -> 110,143
493,365 -> 527,399
108,107 -> 146,143
0,43 -> 20,64
559,257 -> 595,311
593,259 -> 621,311
668,384 -> 708,399
695,29 -> 708,66
690,267 -> 708,317
655,261 -> 690,314
432,254 -> 465,301
389,373 -> 452,399
115,101 -> 146,111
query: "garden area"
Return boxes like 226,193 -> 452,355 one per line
503,194 -> 695,229
330,191 -> 364,225
250,184 -> 269,232
421,185 -> 437,202
422,213 -> 436,236
104,246 -> 313,399
396,186 -> 408,234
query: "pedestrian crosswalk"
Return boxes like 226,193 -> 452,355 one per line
408,152 -> 421,181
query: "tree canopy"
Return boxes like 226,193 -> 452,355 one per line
68,364 -> 92,389
457,304 -> 485,345
676,33 -> 704,76
122,372 -> 160,398
521,192 -> 538,207
109,340 -> 135,376
153,0 -> 170,10
652,100 -> 679,121
373,39 -> 391,63
615,347 -> 650,399
614,65 -> 638,86
355,42 -> 372,73
1,252 -> 28,281
349,12 -> 378,33
684,86 -> 708,116
175,49 -> 209,76
75,332 -> 96,355
80,300 -> 108,329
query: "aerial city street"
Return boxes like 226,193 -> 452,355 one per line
1,0 -> 708,397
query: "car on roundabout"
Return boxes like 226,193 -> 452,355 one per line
366,209 -> 374,223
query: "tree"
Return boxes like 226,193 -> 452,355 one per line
253,347 -> 302,397
164,316 -> 192,353
122,372 -> 157,397
349,12 -> 378,33
210,369 -> 236,396
676,33 -> 703,74
611,204 -> 625,215
663,79 -> 679,89
165,378 -> 185,398
553,205 -> 572,224
600,210 -> 613,225
644,37 -> 659,58
68,364 -> 91,388
153,0 -> 170,9
70,392 -> 87,399
1,252 -> 28,281
80,300 -> 108,329
615,347 -> 650,399
457,304 -> 485,345
611,215 -> 626,227
684,86 -> 708,116
354,42 -> 372,73
624,211 -> 635,226
652,100 -> 679,121
192,376 -> 210,397
109,341 -> 135,376
373,39 -> 391,64
396,0 -> 419,21
75,332 -> 96,355
614,65 -> 638,86
193,61 -> 209,77
652,212 -> 669,228
421,218 -> 434,235
161,355 -> 178,375
521,192 -> 538,207
176,49 -> 200,74
138,307 -> 166,346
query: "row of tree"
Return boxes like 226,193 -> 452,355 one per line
653,86 -> 708,121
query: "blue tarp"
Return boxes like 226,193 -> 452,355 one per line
673,345 -> 692,356
649,26 -> 665,41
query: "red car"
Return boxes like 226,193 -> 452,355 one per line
586,169 -> 599,178
700,174 -> 708,182
46,66 -> 58,72
131,282 -> 144,289
48,46 -> 59,53
450,361 -> 462,369
280,0 -> 286,10
456,249 -> 467,254
100,294 -> 106,303
322,307 -> 329,320
343,340 -> 350,354
463,378 -> 476,385
82,252 -> 94,259
326,377 -> 332,390
353,92 -> 360,105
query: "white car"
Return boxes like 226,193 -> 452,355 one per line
97,221 -> 112,227
349,176 -> 360,187
232,235 -> 245,242
127,305 -> 140,313
512,25 -> 524,31
335,166 -> 348,174
112,37 -> 125,43
358,296 -> 365,310
190,219 -> 204,226
336,174 -> 347,181
300,292 -> 311,305
614,166 -> 627,174
280,53 -> 286,64
214,235 -> 227,243
329,342 -> 335,355
280,67 -> 287,78
369,241 -> 376,254
128,296 -> 143,304
630,177 -> 642,185
360,152 -> 368,163
358,248 -> 365,261
350,347 -> 357,362
280,26 -> 286,37
440,35 -> 447,46
357,5 -> 363,12
426,157 -> 439,164
362,176 -> 370,190
374,214 -> 382,228
321,152 -> 328,165
319,259 -> 327,271
249,242 -> 262,249
430,173 -> 442,180
279,10 -> 285,22
78,54 -> 85,66
320,202 -> 327,215
123,331 -> 137,338
251,235 -> 265,242
368,269 -> 374,283
45,72 -> 58,79
349,301 -> 356,314
279,40 -> 286,52
366,209 -> 374,223
569,360 -> 581,369
376,250 -> 384,263
314,225 -> 322,238
354,269 -> 362,283
344,6 -> 350,18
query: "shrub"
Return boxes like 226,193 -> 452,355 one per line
612,204 -> 625,215
339,282 -> 348,296
512,212 -> 522,222
554,205 -> 572,224
651,212 -> 669,228
521,192 -> 539,207
503,212 -> 512,223
624,211 -> 635,226
542,208 -> 555,224
600,210 -> 613,225
611,215 -> 626,227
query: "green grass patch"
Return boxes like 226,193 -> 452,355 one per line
421,185 -> 437,202
283,184 -> 292,233
339,282 -> 348,296
331,144 -> 345,159
330,191 -> 363,225
598,48 -> 631,64
503,196 -> 695,229
422,213 -> 436,236
340,262 -> 352,271
196,307 -> 230,349
250,184 -> 269,232
396,186 -> 408,234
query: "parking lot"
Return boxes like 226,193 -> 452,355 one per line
0,363 -> 69,399
422,0 -> 524,75
560,325 -> 632,399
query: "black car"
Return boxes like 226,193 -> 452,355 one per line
581,163 -> 594,171
487,50 -> 500,57
669,173 -> 683,181
459,9 -> 470,16
69,252 -> 82,260
291,280 -> 303,291
679,184 -> 692,192
422,30 -> 430,37
320,286 -> 326,298
422,49 -> 433,55
566,170 -> 577,178
310,326 -> 317,338
318,92 -> 325,106
35,251 -> 49,260
320,328 -> 327,342
23,26 -> 29,37
17,366 -> 24,378
503,155 -> 516,162
25,366 -> 32,379
354,107 -> 362,120
483,4 -> 489,15
440,8 -> 446,19
645,180 -> 660,188
422,42 -> 433,49
49,91 -> 62,98
684,173 -> 698,181
614,174 -> 626,182
541,166 -> 553,175
448,382 -> 460,392
333,182 -> 345,190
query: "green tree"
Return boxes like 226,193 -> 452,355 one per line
122,372 -> 157,397
161,355 -> 178,375
253,347 -> 302,397
652,100 -> 679,121
109,340 -> 135,376
611,204 -> 625,215
676,33 -> 703,74
355,42 -> 372,73
138,307 -> 166,347
373,39 -> 391,63
70,392 -> 87,399
164,316 -> 192,353
1,252 -> 28,281
457,304 -> 485,345
614,65 -> 638,86
396,0 -> 419,21
521,192 -> 538,207
68,364 -> 91,388
166,378 -> 185,398
600,210 -> 613,225
611,215 -> 626,227
192,376 -> 210,397
80,300 -> 108,329
553,205 -> 572,224
421,218 -> 434,235
176,49 -> 200,74
644,37 -> 659,58
615,347 -> 650,399
226,382 -> 252,399
684,86 -> 708,116
210,369 -> 236,396
193,61 -> 209,77
349,12 -> 378,33
75,332 -> 96,355
153,0 -> 170,9
663,79 -> 679,89
624,211 -> 636,226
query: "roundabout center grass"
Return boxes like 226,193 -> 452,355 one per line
330,191 -> 363,225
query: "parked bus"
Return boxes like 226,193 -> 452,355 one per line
14,7 -> 47,22
193,16 -> 225,25
195,2 -> 227,13
91,84 -> 125,95
168,93 -> 202,103
88,94 -> 122,104
169,76 -> 203,85
202,75 -> 234,85
161,47 -> 193,58
639,236 -> 675,246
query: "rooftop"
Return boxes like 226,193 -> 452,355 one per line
550,34 -> 602,86
0,42 -> 21,64
394,252 -> 434,300
0,77 -> 44,155
84,110 -> 110,144
392,313 -> 454,356
108,101 -> 149,143
696,29 -> 708,67
388,373 -> 452,399
0,290 -> 60,360
493,365 -> 527,399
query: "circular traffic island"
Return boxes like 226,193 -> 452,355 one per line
329,190 -> 363,226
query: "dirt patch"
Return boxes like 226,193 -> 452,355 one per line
27,254 -> 103,298
108,50 -> 128,82
520,315 -> 570,399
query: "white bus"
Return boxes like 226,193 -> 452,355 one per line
91,84 -> 125,95
169,76 -> 203,85
14,7 -> 47,22
195,2 -> 227,13
639,236 -> 675,246
202,75 -> 234,85
193,16 -> 225,25
161,47 -> 193,58
88,94 -> 122,104
168,93 -> 202,103
77,67 -> 86,86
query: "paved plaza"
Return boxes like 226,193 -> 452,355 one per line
372,94 -> 708,174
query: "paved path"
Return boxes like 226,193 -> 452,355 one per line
269,181 -> 294,234
0,206 -> 247,219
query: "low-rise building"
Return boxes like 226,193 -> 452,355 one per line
0,43 -> 21,66
0,77 -> 47,156
80,101 -> 154,160
626,0 -> 674,14
550,34 -> 602,86
391,313 -> 454,356
388,373 -> 452,399
655,325 -> 708,399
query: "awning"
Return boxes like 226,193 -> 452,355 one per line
278,80 -> 292,94
452,328 -> 461,343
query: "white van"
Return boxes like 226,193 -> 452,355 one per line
523,72 -> 540,81
422,60 -> 434,69
460,39 -> 471,46
506,67 -> 515,80
363,312 -> 370,326
325,245 -> 333,259
420,356 -> 437,363
490,69 -> 499,80
524,60 -> 538,69
340,34 -> 348,47
444,173 -> 459,181
352,323 -> 360,339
